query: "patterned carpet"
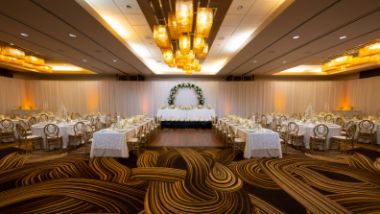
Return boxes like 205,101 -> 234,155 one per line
0,145 -> 379,213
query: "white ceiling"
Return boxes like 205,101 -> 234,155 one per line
0,0 -> 379,77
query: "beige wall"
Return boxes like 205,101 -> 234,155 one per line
1,76 -> 379,117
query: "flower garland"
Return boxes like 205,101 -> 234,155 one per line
168,83 -> 205,106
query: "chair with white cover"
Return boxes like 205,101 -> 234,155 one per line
44,124 -> 63,151
0,119 -> 15,143
357,120 -> 376,144
16,124 -> 43,153
330,123 -> 357,151
310,124 -> 329,151
287,122 -> 304,149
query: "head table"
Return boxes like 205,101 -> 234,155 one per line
90,118 -> 153,158
220,118 -> 282,159
157,108 -> 216,121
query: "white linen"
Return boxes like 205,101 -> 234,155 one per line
157,108 -> 216,121
90,118 -> 153,158
220,119 -> 282,158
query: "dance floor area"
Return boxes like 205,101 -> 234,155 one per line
0,130 -> 379,213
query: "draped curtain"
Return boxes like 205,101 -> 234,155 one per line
0,76 -> 379,117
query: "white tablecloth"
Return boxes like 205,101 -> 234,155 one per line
290,121 -> 342,149
31,120 -> 90,149
157,108 -> 216,121
90,118 -> 153,158
220,119 -> 282,158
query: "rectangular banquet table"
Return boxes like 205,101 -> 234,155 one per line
157,108 -> 216,121
220,119 -> 282,158
90,118 -> 153,158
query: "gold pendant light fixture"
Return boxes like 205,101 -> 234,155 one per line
153,0 -> 214,74
0,45 -> 52,73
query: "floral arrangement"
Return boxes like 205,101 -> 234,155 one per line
168,83 -> 205,106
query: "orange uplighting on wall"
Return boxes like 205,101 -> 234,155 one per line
86,93 -> 98,112
274,92 -> 286,112
140,96 -> 150,115
338,96 -> 351,111
21,97 -> 35,110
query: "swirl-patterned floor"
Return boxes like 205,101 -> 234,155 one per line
0,146 -> 379,213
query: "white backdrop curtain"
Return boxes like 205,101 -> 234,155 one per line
0,76 -> 379,117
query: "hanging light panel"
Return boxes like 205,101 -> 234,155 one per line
153,25 -> 171,49
176,0 -> 193,33
196,7 -> 213,38
179,33 -> 191,54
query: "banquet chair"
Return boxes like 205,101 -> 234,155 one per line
287,122 -> 304,150
260,114 -> 270,128
341,120 -> 354,136
228,126 -> 245,155
68,122 -> 88,148
335,117 -> 345,127
102,114 -> 113,128
310,124 -> 329,151
16,124 -> 43,153
44,124 -> 63,151
279,115 -> 287,124
324,114 -> 334,123
279,124 -> 288,153
273,118 -> 282,132
330,124 -> 357,151
39,113 -> 49,122
357,120 -> 376,144
28,116 -> 38,126
127,127 -> 143,156
19,120 -> 32,136
0,119 -> 16,143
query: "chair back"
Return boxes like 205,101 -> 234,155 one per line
19,120 -> 30,130
74,122 -> 87,135
261,114 -> 267,126
313,124 -> 329,138
346,124 -> 357,140
39,113 -> 49,122
279,115 -> 287,123
287,122 -> 299,135
28,116 -> 38,125
15,124 -> 27,139
358,120 -> 375,134
0,119 -> 14,131
335,117 -> 345,127
44,124 -> 60,138
324,114 -> 334,123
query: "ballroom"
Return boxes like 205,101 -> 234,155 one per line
0,0 -> 380,213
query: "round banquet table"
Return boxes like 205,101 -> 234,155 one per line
31,120 -> 90,149
293,121 -> 342,150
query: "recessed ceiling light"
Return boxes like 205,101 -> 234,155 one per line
292,35 -> 300,40
282,60 -> 287,64
252,60 -> 257,64
339,35 -> 347,40
69,33 -> 77,38
82,59 -> 87,63
113,59 -> 117,63
9,43 -> 14,46
20,32 -> 29,37
126,5 -> 132,9
237,5 -> 243,11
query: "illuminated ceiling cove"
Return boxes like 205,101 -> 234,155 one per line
77,0 -> 291,75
